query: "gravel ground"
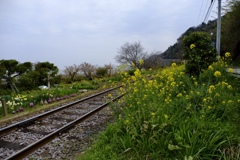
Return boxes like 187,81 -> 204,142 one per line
0,90 -> 120,159
25,106 -> 115,160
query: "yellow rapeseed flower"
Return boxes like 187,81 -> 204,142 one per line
190,44 -> 195,49
138,59 -> 144,65
222,81 -> 228,86
228,68 -> 233,73
142,78 -> 147,83
164,114 -> 169,119
191,76 -> 196,81
143,94 -> 147,99
134,69 -> 141,77
209,85 -> 215,90
208,65 -> 213,70
131,76 -> 136,81
177,93 -> 183,97
214,71 -> 221,77
151,112 -> 155,117
171,63 -> 177,67
164,97 -> 172,104
208,85 -> 216,93
227,85 -> 232,90
203,97 -> 211,102
168,77 -> 174,82
171,82 -> 176,87
225,52 -> 231,58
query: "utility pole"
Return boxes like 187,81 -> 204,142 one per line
216,0 -> 221,55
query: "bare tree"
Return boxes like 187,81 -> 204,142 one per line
63,64 -> 81,82
79,62 -> 96,80
115,41 -> 147,70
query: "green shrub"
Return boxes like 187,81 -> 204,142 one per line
72,81 -> 98,89
183,31 -> 217,77
96,67 -> 108,77
127,69 -> 136,76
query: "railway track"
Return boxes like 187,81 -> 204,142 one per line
0,86 -> 125,160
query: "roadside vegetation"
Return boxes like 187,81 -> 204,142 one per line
78,31 -> 240,159
79,56 -> 240,160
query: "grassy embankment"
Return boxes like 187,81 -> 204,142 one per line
79,58 -> 240,159
0,76 -> 122,122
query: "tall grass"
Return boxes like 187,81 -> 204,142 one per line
79,57 -> 240,160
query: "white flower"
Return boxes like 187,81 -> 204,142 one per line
6,101 -> 12,106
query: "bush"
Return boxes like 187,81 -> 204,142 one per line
127,69 -> 136,76
96,67 -> 108,77
72,80 -> 99,89
183,31 -> 217,77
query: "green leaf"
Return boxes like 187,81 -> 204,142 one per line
168,144 -> 182,150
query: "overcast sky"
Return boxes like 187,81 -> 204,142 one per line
0,0 -> 227,70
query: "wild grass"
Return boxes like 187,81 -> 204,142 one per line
78,59 -> 240,159
0,75 -> 123,120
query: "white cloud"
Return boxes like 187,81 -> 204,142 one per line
0,0 -> 227,69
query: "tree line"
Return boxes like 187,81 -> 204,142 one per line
0,60 -> 60,94
63,62 -> 114,83
0,59 -> 116,94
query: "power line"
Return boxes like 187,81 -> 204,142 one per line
203,0 -> 216,23
197,0 -> 205,24
202,0 -> 210,22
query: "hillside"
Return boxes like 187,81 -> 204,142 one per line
144,20 -> 217,68
160,20 -> 217,59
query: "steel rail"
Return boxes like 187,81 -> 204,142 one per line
5,93 -> 125,160
0,85 -> 122,137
